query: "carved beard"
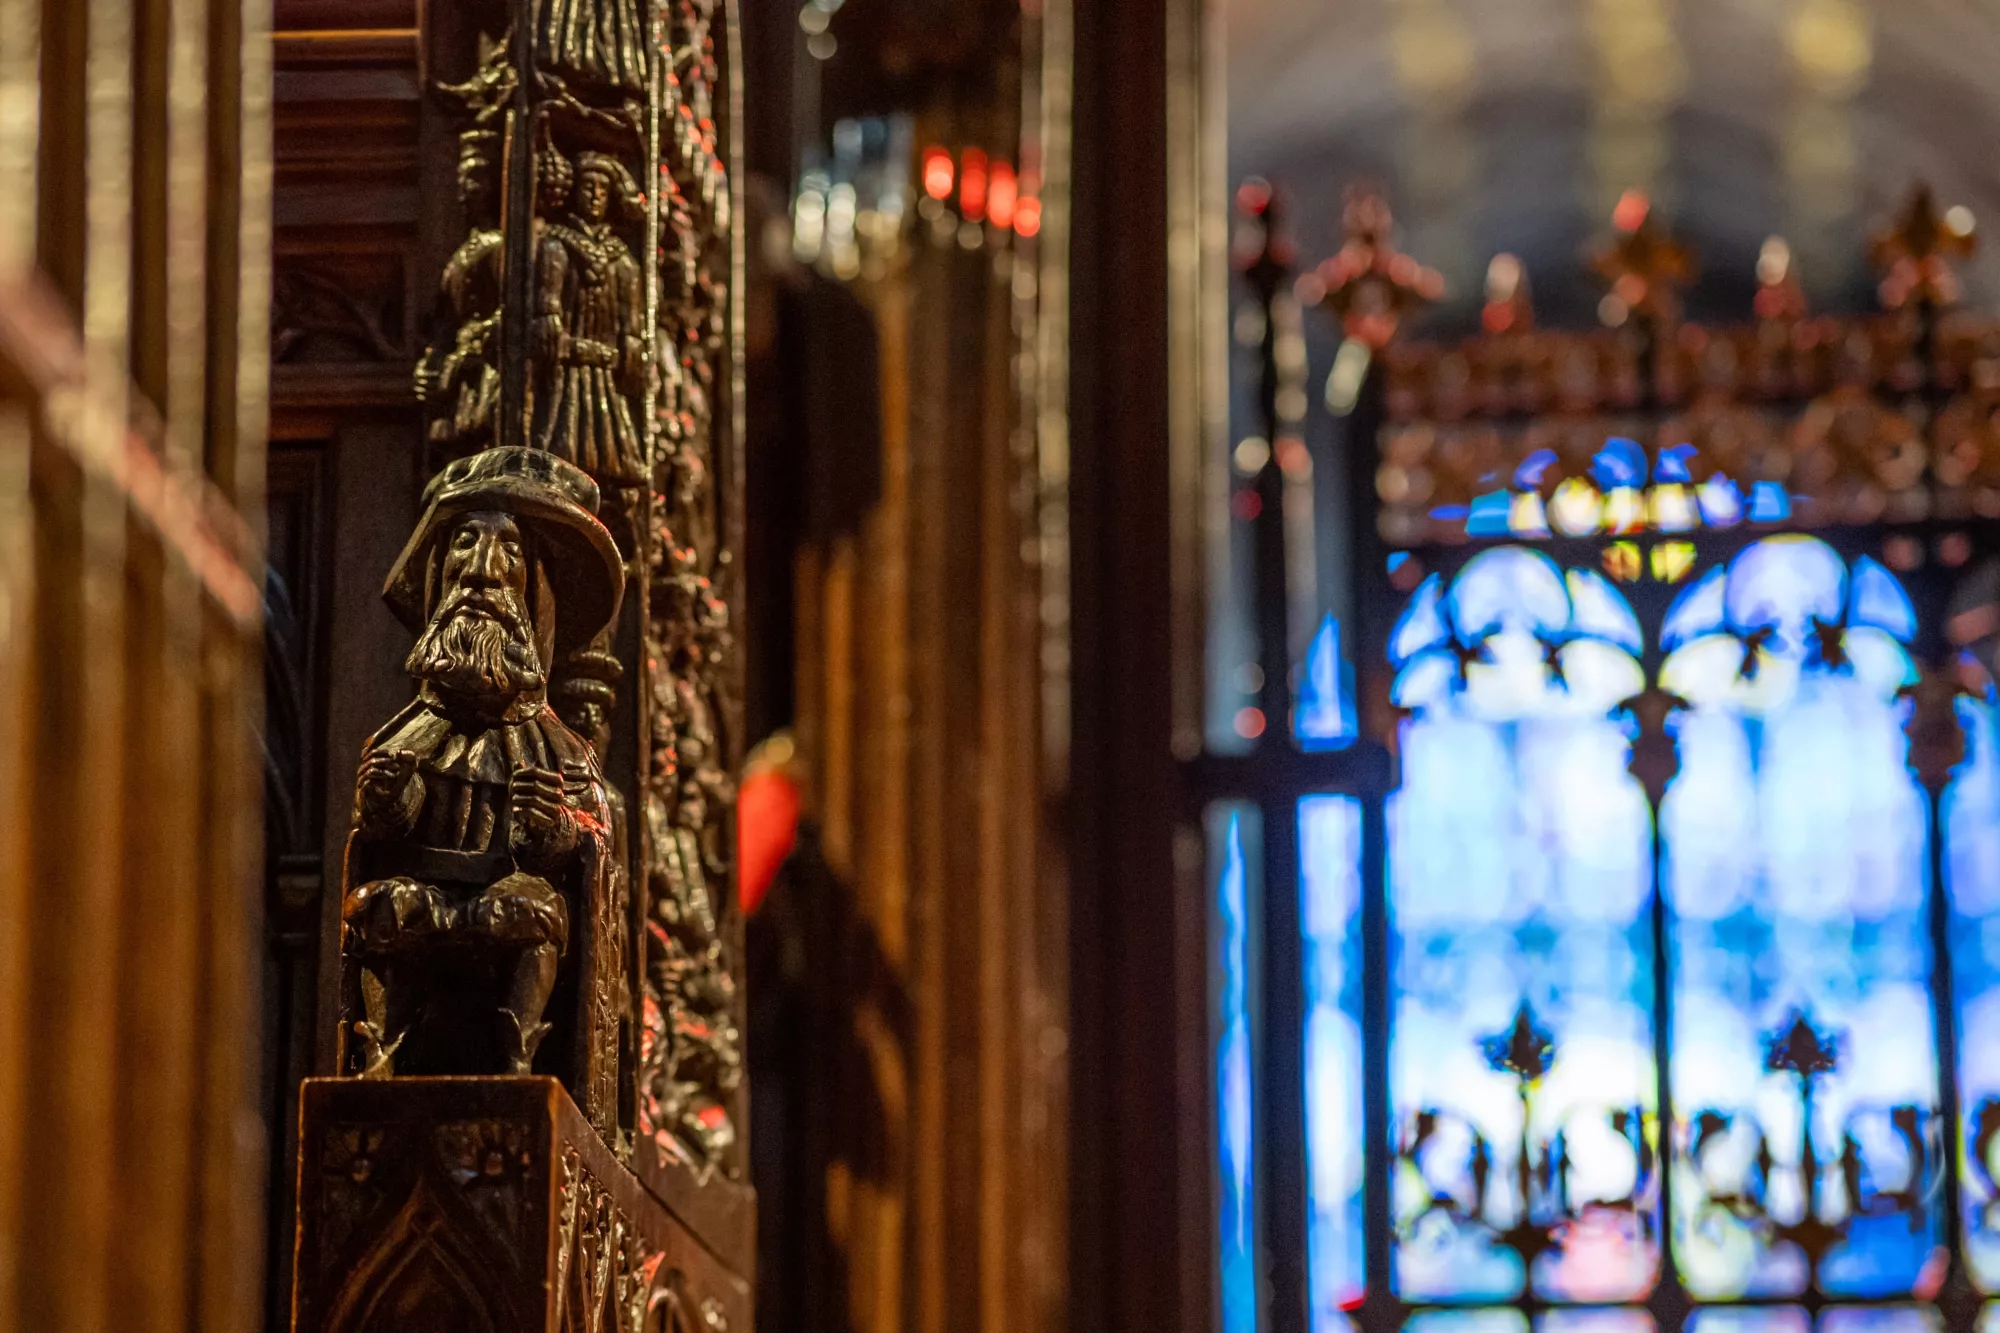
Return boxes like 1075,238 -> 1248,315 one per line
405,584 -> 545,701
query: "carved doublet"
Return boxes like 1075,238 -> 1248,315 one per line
355,694 -> 605,881
533,220 -> 646,485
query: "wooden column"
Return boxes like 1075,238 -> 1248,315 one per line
0,1 -> 272,1329
284,0 -> 754,1325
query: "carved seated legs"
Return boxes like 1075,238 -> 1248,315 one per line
473,870 -> 570,1074
342,876 -> 453,1076
341,871 -> 570,1077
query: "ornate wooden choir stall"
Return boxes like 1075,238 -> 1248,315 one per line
284,0 -> 752,1327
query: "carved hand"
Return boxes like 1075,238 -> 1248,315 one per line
619,336 -> 647,394
412,355 -> 437,403
509,764 -> 578,863
355,748 -> 421,835
533,314 -> 566,366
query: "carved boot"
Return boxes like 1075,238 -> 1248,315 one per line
499,940 -> 559,1075
353,963 -> 416,1078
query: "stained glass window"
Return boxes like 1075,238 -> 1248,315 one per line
1388,550 -> 1657,1303
1215,803 -> 1265,1333
1661,539 -> 1938,1300
1952,695 -> 2000,1291
1200,172 -> 2000,1333
1303,795 -> 1366,1325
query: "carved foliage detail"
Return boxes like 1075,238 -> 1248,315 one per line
639,0 -> 742,1179
555,1147 -> 669,1333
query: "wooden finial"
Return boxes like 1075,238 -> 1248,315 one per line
1482,252 -> 1534,334
1312,183 -> 1442,348
1754,234 -> 1809,323
1870,182 -> 1977,311
1591,189 -> 1695,326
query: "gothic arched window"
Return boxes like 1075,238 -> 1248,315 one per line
1203,179 -> 2000,1333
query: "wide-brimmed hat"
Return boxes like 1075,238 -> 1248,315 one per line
384,447 -> 625,655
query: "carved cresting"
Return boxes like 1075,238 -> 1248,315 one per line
297,0 -> 746,1325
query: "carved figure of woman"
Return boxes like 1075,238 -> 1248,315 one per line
532,151 -> 648,488
415,128 -> 505,456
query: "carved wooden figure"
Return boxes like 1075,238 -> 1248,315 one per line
294,0 -> 750,1319
416,127 -> 507,458
533,150 -> 649,489
339,447 -> 629,1136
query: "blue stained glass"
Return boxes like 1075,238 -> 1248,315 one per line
1568,569 -> 1645,655
1448,548 -> 1571,642
1947,695 -> 2000,1292
1724,535 -> 1846,647
1388,546 -> 1659,1303
1393,648 -> 1462,714
1395,574 -> 1450,665
1594,437 -> 1649,490
1470,491 -> 1514,538
1818,1309 -> 1941,1333
1300,616 -> 1360,752
1405,1312 -> 1528,1333
1663,537 -> 1939,1300
1656,443 -> 1698,484
1749,481 -> 1793,523
1700,474 -> 1746,528
1850,557 -> 1918,642
1302,797 -> 1366,1327
1516,449 -> 1559,489
1664,566 -> 1729,651
1214,805 -> 1261,1333
1539,1311 -> 1654,1333
1686,1308 -> 1811,1333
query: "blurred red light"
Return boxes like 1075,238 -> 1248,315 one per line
922,146 -> 954,200
960,147 -> 988,222
1612,188 -> 1650,234
1014,196 -> 1042,237
988,161 -> 1017,230
1235,177 -> 1272,216
737,763 -> 800,916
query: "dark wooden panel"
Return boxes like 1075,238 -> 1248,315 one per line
293,1077 -> 752,1333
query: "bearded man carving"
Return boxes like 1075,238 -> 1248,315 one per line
339,447 -> 628,1121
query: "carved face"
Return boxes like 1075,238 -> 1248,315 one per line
444,511 -> 529,599
404,511 -> 546,701
576,166 -> 613,225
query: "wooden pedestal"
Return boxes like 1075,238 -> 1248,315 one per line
291,1077 -> 750,1332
